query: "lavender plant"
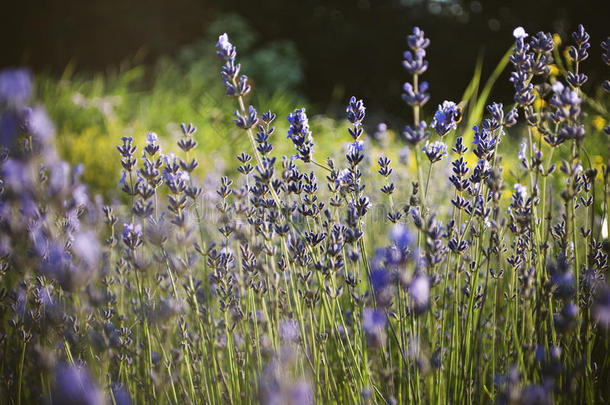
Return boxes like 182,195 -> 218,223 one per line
0,24 -> 609,405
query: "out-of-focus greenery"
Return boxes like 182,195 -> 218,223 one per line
35,14 -> 609,198
36,14 -> 311,194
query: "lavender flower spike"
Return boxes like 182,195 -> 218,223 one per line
216,33 -> 251,97
287,108 -> 314,162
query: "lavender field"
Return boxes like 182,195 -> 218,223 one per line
1,22 -> 610,405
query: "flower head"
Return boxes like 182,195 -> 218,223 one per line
363,307 -> 386,346
431,101 -> 459,136
409,274 -> 430,313
216,33 -> 236,62
51,364 -> 105,405
512,27 -> 528,39
346,96 -> 366,128
0,68 -> 32,107
347,140 -> 364,155
422,140 -> 447,163
407,27 -> 430,50
287,108 -> 314,162
402,121 -> 429,145
390,223 -> 415,250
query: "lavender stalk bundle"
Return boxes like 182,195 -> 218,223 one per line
0,23 -> 609,405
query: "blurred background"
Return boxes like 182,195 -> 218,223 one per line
2,0 -> 608,193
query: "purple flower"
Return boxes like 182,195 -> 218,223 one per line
398,146 -> 410,164
216,33 -> 250,97
362,307 -> 386,345
122,222 -> 143,250
569,24 -> 590,62
390,223 -> 414,250
346,96 -> 366,128
402,120 -> 429,145
51,364 -> 105,405
431,101 -> 459,136
530,32 -> 554,54
422,140 -> 447,163
24,106 -> 55,142
234,105 -> 259,129
122,223 -> 142,239
287,108 -> 314,162
280,319 -> 300,342
347,140 -> 364,155
402,81 -> 430,107
602,37 -> 610,67
593,286 -> 610,329
346,96 -> 366,140
550,81 -> 582,122
409,274 -> 430,313
403,49 -> 428,75
407,27 -> 430,51
509,27 -> 535,106
336,168 -> 351,185
72,230 -> 101,269
511,183 -> 528,207
216,33 -> 236,62
370,265 -> 390,295
1,159 -> 32,193
0,68 -> 32,106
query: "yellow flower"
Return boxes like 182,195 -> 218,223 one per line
534,97 -> 547,110
553,33 -> 562,46
549,64 -> 560,76
593,155 -> 605,180
592,115 -> 606,132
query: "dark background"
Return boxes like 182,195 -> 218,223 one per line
2,0 -> 608,120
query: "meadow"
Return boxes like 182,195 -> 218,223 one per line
0,21 -> 609,405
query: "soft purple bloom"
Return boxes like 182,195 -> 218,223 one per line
398,146 -> 410,164
390,223 -> 414,250
593,286 -> 610,329
409,274 -> 430,313
280,319 -> 300,342
72,230 -> 101,269
1,159 -> 32,193
0,68 -> 32,106
362,307 -> 386,344
51,364 -> 105,405
110,383 -> 131,405
24,106 -> 55,142
370,265 -> 390,295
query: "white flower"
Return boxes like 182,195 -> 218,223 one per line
513,26 -> 528,39
552,81 -> 565,93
